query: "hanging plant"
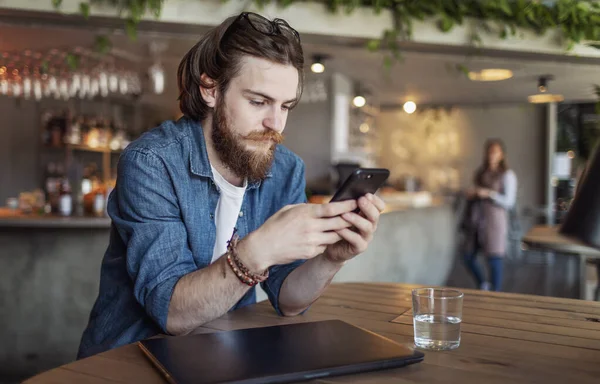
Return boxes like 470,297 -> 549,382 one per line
50,0 -> 600,62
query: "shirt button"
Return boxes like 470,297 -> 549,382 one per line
210,213 -> 214,219
238,211 -> 244,217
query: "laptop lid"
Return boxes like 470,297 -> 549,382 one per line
138,319 -> 424,384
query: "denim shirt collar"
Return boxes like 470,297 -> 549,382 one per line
182,116 -> 272,189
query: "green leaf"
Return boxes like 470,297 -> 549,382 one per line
499,0 -> 512,16
40,61 -> 49,74
456,64 -> 470,77
471,32 -> 483,46
94,35 -> 112,55
437,16 -> 454,33
383,56 -> 393,69
66,53 -> 80,71
52,0 -> 62,9
366,39 -> 381,52
79,2 -> 90,19
126,19 -> 138,41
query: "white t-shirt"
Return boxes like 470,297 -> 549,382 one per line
210,165 -> 247,264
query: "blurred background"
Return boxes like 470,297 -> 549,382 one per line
1,0 -> 600,382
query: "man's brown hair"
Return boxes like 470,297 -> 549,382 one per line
177,12 -> 304,121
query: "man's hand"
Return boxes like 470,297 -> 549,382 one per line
324,193 -> 385,263
239,199 -> 358,272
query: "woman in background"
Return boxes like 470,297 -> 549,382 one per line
463,139 -> 518,291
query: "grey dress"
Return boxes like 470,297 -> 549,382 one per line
466,168 -> 518,256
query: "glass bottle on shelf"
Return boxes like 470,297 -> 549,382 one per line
80,115 -> 90,147
87,117 -> 100,148
44,162 -> 59,213
58,176 -> 72,216
48,112 -> 63,147
98,117 -> 111,149
93,190 -> 105,217
66,114 -> 82,145
40,110 -> 53,145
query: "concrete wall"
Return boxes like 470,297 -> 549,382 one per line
333,204 -> 455,286
376,104 -> 547,231
283,96 -> 331,189
0,227 -> 107,380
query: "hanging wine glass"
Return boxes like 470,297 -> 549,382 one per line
33,77 -> 42,100
108,72 -> 119,93
70,73 -> 81,97
0,79 -> 8,95
23,76 -> 32,99
59,77 -> 69,100
98,70 -> 109,97
149,62 -> 165,95
119,72 -> 129,95
90,77 -> 100,98
81,73 -> 91,99
47,75 -> 60,99
11,79 -> 22,98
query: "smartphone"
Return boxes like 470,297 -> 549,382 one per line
330,168 -> 390,208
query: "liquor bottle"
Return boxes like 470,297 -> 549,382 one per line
44,162 -> 59,212
58,176 -> 72,216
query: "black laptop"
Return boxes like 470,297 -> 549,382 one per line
138,320 -> 424,384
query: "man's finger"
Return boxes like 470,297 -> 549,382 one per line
367,193 -> 386,213
317,231 -> 343,245
317,216 -> 353,232
315,199 -> 358,218
335,228 -> 367,253
341,212 -> 373,235
357,196 -> 380,224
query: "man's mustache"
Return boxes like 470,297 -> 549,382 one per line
244,130 -> 284,144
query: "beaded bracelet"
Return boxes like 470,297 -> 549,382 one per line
226,228 -> 269,286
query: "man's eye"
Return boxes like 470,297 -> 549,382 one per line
249,100 -> 265,106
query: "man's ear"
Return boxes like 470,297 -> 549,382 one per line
200,73 -> 218,108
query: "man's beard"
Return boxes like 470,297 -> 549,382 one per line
211,99 -> 284,183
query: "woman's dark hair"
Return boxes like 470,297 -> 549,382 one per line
177,12 -> 304,121
475,138 -> 509,185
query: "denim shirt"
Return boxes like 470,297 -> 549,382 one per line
77,117 -> 307,359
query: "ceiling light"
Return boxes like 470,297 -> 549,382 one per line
310,54 -> 328,74
403,101 -> 417,114
528,94 -> 564,103
468,69 -> 513,82
353,95 -> 366,108
311,62 -> 325,74
359,123 -> 370,133
528,75 -> 563,104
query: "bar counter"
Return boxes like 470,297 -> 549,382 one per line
0,208 -> 110,228
1,199 -> 457,381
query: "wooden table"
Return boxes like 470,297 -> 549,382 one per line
25,283 -> 600,384
522,225 -> 600,299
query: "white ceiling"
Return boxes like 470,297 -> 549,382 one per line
1,21 -> 599,107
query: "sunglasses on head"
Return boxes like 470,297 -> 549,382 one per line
224,12 -> 301,42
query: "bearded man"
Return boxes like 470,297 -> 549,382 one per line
78,12 -> 385,359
